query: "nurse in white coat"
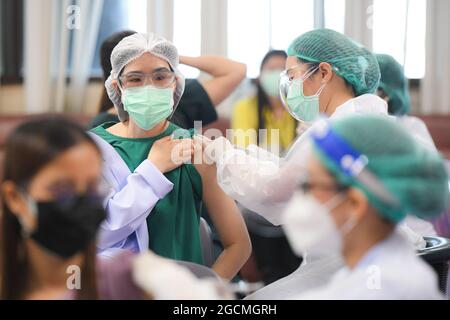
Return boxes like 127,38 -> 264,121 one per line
281,115 -> 448,299
198,29 -> 387,226
375,53 -> 439,240
244,50 -> 439,300
376,53 -> 436,150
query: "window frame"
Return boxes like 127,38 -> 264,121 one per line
0,0 -> 427,85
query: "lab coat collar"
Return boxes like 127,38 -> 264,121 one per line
331,94 -> 389,120
333,231 -> 407,278
352,230 -> 413,271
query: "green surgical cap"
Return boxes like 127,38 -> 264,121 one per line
287,29 -> 380,97
376,54 -> 411,115
312,115 -> 449,223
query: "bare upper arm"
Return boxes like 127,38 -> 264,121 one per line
194,161 -> 249,248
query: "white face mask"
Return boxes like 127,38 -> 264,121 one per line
282,191 -> 356,258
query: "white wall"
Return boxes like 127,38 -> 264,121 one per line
0,83 -> 104,116
0,81 -> 425,118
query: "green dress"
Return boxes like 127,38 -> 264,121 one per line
91,122 -> 204,264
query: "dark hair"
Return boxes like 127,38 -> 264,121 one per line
0,117 -> 101,300
297,58 -> 354,95
98,30 -> 137,114
297,58 -> 321,75
256,50 -> 288,144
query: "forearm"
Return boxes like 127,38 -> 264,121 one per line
212,242 -> 251,281
195,162 -> 251,280
180,55 -> 246,106
180,55 -> 246,77
216,147 -> 282,205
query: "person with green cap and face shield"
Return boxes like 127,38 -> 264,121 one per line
196,29 -> 389,226
281,115 -> 448,299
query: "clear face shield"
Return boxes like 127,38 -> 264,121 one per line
279,64 -> 326,124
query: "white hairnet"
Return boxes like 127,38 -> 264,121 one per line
105,33 -> 185,122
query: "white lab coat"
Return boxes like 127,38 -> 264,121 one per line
396,115 -> 436,151
245,254 -> 344,300
89,133 -> 174,258
244,222 -> 436,300
293,230 -> 443,300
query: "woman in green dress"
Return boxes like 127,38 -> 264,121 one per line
90,33 -> 251,281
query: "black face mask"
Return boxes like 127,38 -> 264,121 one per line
25,193 -> 106,258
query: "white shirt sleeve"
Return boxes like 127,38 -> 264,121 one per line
98,160 -> 173,250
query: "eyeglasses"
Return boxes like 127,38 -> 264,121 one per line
45,180 -> 109,208
118,69 -> 176,89
280,63 -> 318,82
297,179 -> 349,194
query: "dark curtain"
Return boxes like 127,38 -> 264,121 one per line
1,0 -> 24,83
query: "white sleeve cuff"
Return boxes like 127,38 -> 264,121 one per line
135,160 -> 174,199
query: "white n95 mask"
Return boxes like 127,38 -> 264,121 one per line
282,191 -> 353,258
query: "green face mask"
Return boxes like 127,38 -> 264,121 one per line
122,85 -> 174,130
260,70 -> 282,98
286,69 -> 326,123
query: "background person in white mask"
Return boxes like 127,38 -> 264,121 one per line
282,116 -> 448,299
231,50 -> 296,153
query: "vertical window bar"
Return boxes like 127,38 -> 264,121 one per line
314,0 -> 325,29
